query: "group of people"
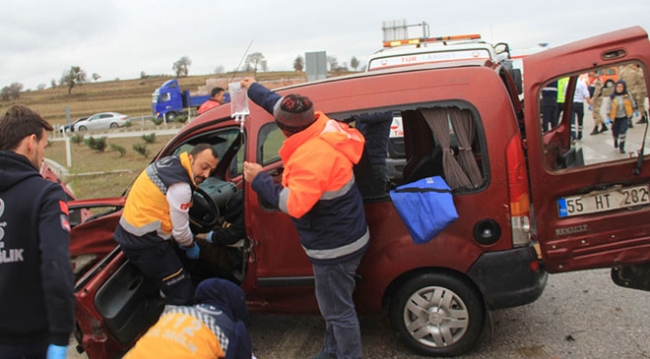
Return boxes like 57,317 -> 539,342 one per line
1,74 -> 370,358
117,76 -> 371,359
541,64 -> 648,154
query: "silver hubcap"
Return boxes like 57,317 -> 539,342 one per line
403,285 -> 469,348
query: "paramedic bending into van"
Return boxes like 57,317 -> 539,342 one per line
241,77 -> 369,359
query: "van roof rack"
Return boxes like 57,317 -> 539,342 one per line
383,34 -> 482,48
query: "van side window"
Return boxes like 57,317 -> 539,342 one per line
348,105 -> 486,201
402,106 -> 485,191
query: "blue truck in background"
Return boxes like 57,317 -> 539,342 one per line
151,79 -> 230,122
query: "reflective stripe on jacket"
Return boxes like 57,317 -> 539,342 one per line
124,305 -> 227,359
120,152 -> 194,239
250,108 -> 369,263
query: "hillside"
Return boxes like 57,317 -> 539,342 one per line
0,71 -> 316,127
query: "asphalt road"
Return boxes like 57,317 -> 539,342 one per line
246,269 -> 650,359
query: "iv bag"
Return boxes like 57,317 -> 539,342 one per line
229,82 -> 250,117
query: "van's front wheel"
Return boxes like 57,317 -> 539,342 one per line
389,272 -> 485,357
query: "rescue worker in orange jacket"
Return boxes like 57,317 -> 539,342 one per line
241,78 -> 369,359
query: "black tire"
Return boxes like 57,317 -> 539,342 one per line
389,272 -> 485,357
78,126 -> 87,131
165,112 -> 177,122
109,123 -> 119,128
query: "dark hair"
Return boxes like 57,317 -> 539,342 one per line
0,104 -> 53,151
190,143 -> 219,159
211,87 -> 225,97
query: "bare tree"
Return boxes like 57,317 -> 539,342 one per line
173,56 -> 192,77
60,66 -> 87,94
50,78 -> 57,89
245,52 -> 267,74
92,73 -> 101,82
293,55 -> 304,72
37,84 -> 46,91
350,56 -> 360,71
0,82 -> 23,101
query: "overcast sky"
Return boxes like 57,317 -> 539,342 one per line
2,0 -> 649,90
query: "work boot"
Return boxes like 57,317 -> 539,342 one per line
590,127 -> 600,135
637,115 -> 648,124
614,139 -> 618,148
600,124 -> 608,132
577,132 -> 582,140
619,141 -> 626,154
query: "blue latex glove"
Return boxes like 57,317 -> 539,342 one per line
47,344 -> 67,359
184,242 -> 200,259
588,105 -> 593,111
205,231 -> 215,244
605,118 -> 612,125
635,111 -> 640,117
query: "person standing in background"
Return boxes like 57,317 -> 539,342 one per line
618,64 -> 645,127
606,80 -> 637,154
198,87 -> 227,115
541,80 -> 558,131
0,105 -> 75,359
569,77 -> 592,140
588,71 -> 608,134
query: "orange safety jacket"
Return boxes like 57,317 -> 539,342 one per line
118,152 -> 194,242
123,305 -> 227,359
250,105 -> 369,264
609,93 -> 636,120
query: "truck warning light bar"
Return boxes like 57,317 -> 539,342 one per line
383,34 -> 482,48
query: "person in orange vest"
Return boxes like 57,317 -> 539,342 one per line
124,277 -> 253,359
198,87 -> 226,115
241,77 -> 369,359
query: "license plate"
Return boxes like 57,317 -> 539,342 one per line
557,184 -> 650,218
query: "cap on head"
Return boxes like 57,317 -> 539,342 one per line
272,94 -> 315,135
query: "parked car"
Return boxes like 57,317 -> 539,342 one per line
70,27 -> 650,358
59,116 -> 88,134
74,112 -> 128,131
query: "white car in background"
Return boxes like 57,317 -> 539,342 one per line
74,112 -> 128,131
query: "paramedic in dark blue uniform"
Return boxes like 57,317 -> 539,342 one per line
0,105 -> 75,359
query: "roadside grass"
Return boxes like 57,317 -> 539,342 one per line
46,135 -> 173,199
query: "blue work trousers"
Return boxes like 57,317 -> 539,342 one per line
313,252 -> 365,359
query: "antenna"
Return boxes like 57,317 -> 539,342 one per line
229,39 -> 254,83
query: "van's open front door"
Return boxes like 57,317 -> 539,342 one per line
522,26 -> 650,289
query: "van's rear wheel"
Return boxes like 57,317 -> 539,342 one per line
390,272 -> 485,357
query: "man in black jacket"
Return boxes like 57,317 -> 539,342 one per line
0,105 -> 75,359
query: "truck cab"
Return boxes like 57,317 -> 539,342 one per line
72,27 -> 650,358
151,79 -> 211,122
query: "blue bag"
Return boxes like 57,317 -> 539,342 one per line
389,176 -> 458,244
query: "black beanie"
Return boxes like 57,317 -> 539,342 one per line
272,94 -> 316,134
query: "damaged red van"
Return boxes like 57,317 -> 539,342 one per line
70,26 -> 650,358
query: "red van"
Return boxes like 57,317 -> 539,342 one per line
70,26 -> 650,358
